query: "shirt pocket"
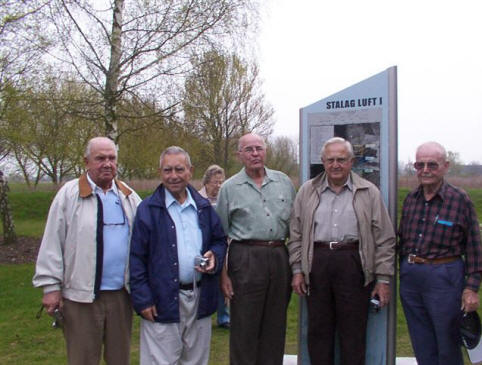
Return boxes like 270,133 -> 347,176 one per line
274,194 -> 292,222
431,217 -> 463,248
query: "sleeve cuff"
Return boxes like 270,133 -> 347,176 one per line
465,273 -> 481,292
376,275 -> 391,283
291,262 -> 301,274
43,284 -> 61,294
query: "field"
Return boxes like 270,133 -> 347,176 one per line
1,184 -> 481,364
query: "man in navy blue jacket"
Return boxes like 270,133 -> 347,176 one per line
130,146 -> 227,365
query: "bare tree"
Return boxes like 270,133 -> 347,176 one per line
447,150 -> 463,176
183,50 -> 274,171
20,0 -> 259,142
266,136 -> 299,177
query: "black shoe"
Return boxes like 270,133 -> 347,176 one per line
218,322 -> 230,329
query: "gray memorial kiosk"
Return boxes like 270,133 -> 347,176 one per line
296,66 -> 399,365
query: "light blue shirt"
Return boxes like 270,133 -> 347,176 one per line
165,189 -> 203,284
87,173 -> 129,290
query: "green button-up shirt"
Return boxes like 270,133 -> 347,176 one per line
216,167 -> 296,241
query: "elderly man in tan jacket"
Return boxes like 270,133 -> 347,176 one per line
288,137 -> 395,365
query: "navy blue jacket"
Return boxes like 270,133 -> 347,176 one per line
129,184 -> 227,322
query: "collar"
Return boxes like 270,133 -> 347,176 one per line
313,171 -> 369,196
320,174 -> 353,193
237,166 -> 279,185
415,180 -> 447,201
165,188 -> 197,210
78,173 -> 133,198
86,172 -> 118,196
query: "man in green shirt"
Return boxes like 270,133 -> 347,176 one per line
216,133 -> 296,365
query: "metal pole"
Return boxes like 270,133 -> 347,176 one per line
386,65 -> 398,365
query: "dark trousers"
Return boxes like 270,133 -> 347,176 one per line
400,258 -> 464,365
307,245 -> 371,365
228,242 -> 292,365
62,289 -> 132,365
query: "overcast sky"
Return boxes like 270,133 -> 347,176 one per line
257,0 -> 482,164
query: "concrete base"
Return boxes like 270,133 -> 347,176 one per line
283,355 -> 297,364
396,358 -> 418,365
282,355 -> 418,364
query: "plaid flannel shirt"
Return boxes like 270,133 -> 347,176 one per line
398,181 -> 482,291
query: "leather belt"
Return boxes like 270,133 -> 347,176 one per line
407,254 -> 460,265
314,240 -> 359,250
179,281 -> 201,291
232,239 -> 285,247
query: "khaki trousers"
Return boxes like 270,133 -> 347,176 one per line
62,289 -> 132,365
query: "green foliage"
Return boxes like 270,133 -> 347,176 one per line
1,78 -> 103,185
183,50 -> 274,173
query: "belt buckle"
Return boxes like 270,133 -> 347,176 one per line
408,254 -> 416,264
329,241 -> 338,250
267,241 -> 274,246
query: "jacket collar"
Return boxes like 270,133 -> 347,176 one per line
149,184 -> 209,210
312,171 -> 371,195
78,173 -> 133,198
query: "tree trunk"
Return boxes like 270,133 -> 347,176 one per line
0,171 -> 17,245
104,0 -> 125,141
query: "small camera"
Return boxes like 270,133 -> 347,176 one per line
52,308 -> 64,328
370,295 -> 381,313
194,255 -> 209,269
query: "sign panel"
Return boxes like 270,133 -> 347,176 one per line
298,66 -> 398,365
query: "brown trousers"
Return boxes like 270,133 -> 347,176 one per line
306,245 -> 371,365
62,289 -> 132,365
228,242 -> 292,365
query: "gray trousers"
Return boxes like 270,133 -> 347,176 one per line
228,242 -> 292,365
140,287 -> 212,365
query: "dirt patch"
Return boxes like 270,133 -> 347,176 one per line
0,236 -> 41,264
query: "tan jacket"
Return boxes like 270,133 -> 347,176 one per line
287,171 -> 395,287
33,174 -> 141,303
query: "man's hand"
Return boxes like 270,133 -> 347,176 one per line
291,273 -> 307,296
42,291 -> 63,315
371,282 -> 391,308
220,265 -> 234,300
141,305 -> 158,322
195,250 -> 216,273
462,288 -> 479,312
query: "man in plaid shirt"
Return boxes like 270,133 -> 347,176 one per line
399,141 -> 482,365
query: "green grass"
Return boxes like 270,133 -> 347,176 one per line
1,186 -> 481,363
0,263 -> 295,364
1,264 -> 475,364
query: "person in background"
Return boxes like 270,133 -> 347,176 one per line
33,136 -> 142,365
130,146 -> 227,365
399,141 -> 482,365
198,164 -> 230,329
216,133 -> 296,365
288,137 -> 395,365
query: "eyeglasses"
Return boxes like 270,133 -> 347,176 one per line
413,161 -> 439,171
241,146 -> 264,154
323,157 -> 350,165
